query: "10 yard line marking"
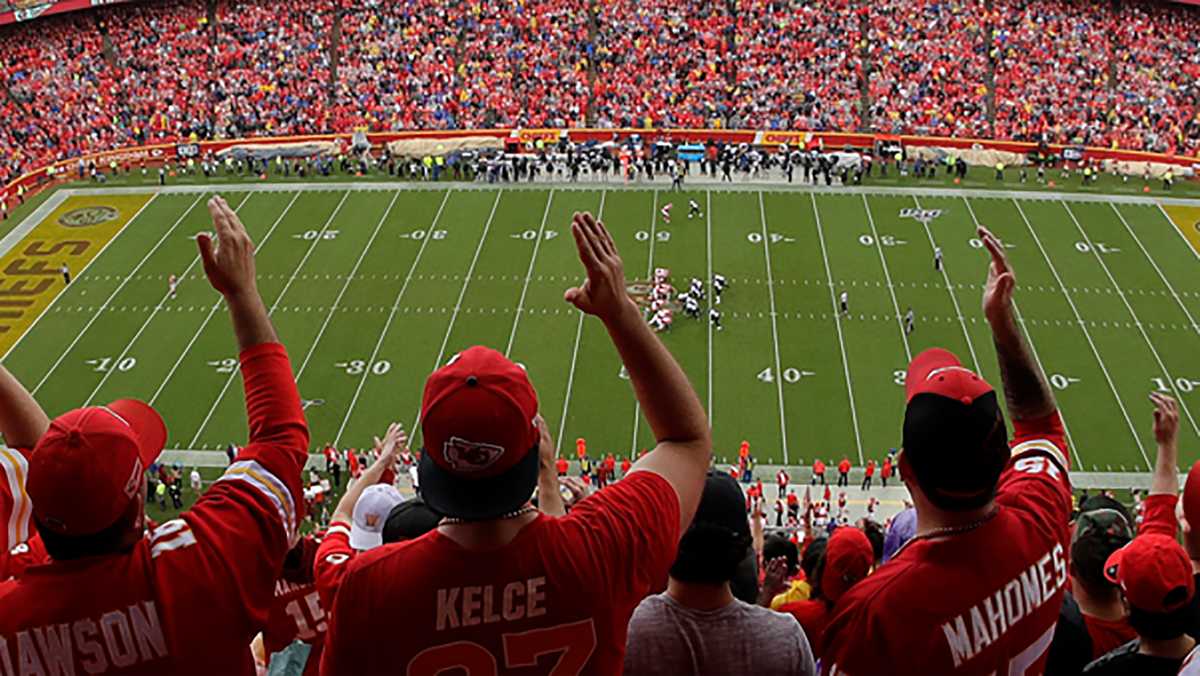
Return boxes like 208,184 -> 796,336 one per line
861,194 -> 912,361
32,193 -> 204,395
758,192 -> 788,464
1112,204 -> 1200,336
630,190 -> 658,456
812,193 -> 863,464
150,192 -> 301,406
1062,201 -> 1200,438
962,197 -> 1081,467
912,195 -> 980,373
555,190 -> 605,455
505,189 -> 555,357
1013,199 -> 1148,468
84,192 -> 255,406
334,189 -> 453,446
294,190 -> 402,381
189,191 -> 352,448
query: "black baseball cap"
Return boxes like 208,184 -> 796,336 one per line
902,348 -> 1009,511
691,472 -> 751,538
382,498 -> 442,544
1071,498 -> 1133,589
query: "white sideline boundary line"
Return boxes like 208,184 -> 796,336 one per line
555,190 -> 605,456
30,193 -> 201,395
84,192 -> 255,406
150,192 -> 301,405
1113,204 -> 1200,336
188,191 -> 352,448
1013,199 -> 1149,469
757,192 -> 789,465
912,195 -> 980,373
505,189 -> 555,357
1061,201 -> 1200,439
811,193 -> 864,464
333,189 -> 453,446
294,190 -> 403,381
861,194 -> 912,361
630,191 -> 658,456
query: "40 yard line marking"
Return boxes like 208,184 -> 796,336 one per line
630,190 -> 658,456
150,192 -> 301,406
758,192 -> 788,464
861,194 -> 912,361
555,190 -> 605,455
333,189 -> 453,446
1013,199 -> 1147,469
32,193 -> 204,395
912,195 -> 980,373
188,190 -> 352,448
505,189 -> 554,357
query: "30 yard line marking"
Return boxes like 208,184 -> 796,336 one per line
1013,199 -> 1147,468
84,192 -> 255,406
1061,201 -> 1200,438
912,195 -> 980,373
758,192 -> 789,464
295,190 -> 402,381
334,189 -> 453,446
150,192 -> 301,406
812,193 -> 863,464
861,194 -> 912,361
630,190 -> 658,456
189,190 -> 352,448
1112,204 -> 1200,336
555,190 -> 605,455
505,189 -> 554,357
32,193 -> 204,395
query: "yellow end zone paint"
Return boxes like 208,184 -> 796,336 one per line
1160,205 -> 1200,258
0,194 -> 153,356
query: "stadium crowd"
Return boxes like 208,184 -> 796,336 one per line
1,187 -> 1199,674
3,0 -> 1200,187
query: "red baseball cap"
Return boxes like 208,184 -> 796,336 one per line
1105,534 -> 1195,613
27,400 -> 167,536
1182,460 -> 1200,530
902,349 -> 1009,511
418,346 -> 539,520
823,526 -> 874,602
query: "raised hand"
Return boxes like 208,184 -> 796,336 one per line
565,212 -> 636,323
198,196 -> 258,299
978,226 -> 1015,327
1151,392 -> 1180,450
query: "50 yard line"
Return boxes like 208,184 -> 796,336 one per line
861,194 -> 912,362
912,195 -> 980,373
629,190 -> 658,456
757,192 -> 788,464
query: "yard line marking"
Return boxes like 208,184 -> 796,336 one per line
295,190 -> 402,381
1013,199 -> 1148,468
505,189 -> 554,357
411,190 -> 504,431
912,196 -> 980,373
555,190 -> 605,455
1113,204 -> 1200,336
32,193 -> 204,395
334,190 -> 453,446
758,192 -> 789,464
962,198 -> 1080,466
630,190 -> 658,456
861,194 -> 911,361
705,189 -> 714,424
150,192 -> 302,406
2,193 -> 160,362
189,190 -> 352,448
812,193 -> 863,464
84,192 -> 255,406
1062,201 -> 1200,438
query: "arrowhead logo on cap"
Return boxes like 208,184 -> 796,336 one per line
444,437 -> 505,473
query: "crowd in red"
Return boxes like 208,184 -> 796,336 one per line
1,0 -> 1199,186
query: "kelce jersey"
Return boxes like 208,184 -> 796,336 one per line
0,343 -> 309,674
322,471 -> 680,675
822,411 -> 1072,676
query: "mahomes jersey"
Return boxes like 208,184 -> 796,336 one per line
265,535 -> 326,676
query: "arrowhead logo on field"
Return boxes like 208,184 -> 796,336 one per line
899,208 -> 943,225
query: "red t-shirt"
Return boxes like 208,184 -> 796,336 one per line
555,458 -> 569,476
321,471 -> 680,674
814,461 -> 825,474
838,460 -> 851,474
264,536 -> 327,676
780,599 -> 831,659
0,343 -> 309,674
822,411 -> 1072,675
1083,614 -> 1137,660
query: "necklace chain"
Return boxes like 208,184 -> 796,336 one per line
441,504 -> 537,525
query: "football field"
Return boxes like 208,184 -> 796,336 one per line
4,182 -> 1200,475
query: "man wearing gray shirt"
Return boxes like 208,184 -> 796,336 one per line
625,472 -> 816,676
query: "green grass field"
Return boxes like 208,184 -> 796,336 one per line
5,182 -> 1200,475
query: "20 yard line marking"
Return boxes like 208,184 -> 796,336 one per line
1112,204 -> 1200,336
630,190 -> 658,456
812,193 -> 863,464
505,189 -> 554,357
334,190 -> 453,446
555,190 -> 605,455
758,192 -> 788,464
32,193 -> 204,395
150,192 -> 301,406
295,190 -> 403,381
189,190 -> 352,448
1013,199 -> 1147,468
912,195 -> 980,373
861,194 -> 912,361
1061,201 -> 1200,438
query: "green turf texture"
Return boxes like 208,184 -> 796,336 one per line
5,184 -> 1200,474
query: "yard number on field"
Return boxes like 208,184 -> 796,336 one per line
1050,374 -> 1080,390
294,230 -> 339,241
969,238 -> 1016,250
87,357 -> 136,372
207,358 -> 238,374
335,360 -> 392,375
758,367 -> 815,384
1153,377 -> 1200,394
747,233 -> 795,244
636,231 -> 671,242
1075,242 -> 1120,254
860,234 -> 905,247
400,229 -> 447,240
511,230 -> 558,240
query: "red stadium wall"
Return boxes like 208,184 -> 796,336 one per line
3,129 -> 1199,206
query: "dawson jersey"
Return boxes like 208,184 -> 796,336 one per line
822,411 -> 1072,676
322,471 -> 680,675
